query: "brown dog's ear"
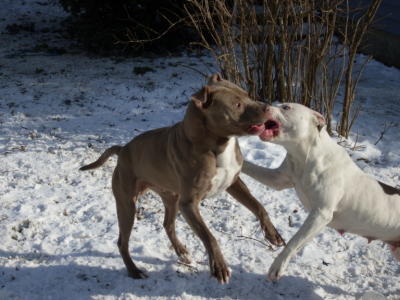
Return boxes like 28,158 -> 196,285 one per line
207,73 -> 223,85
313,111 -> 325,132
191,85 -> 213,108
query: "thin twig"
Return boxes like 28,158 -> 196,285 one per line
216,226 -> 274,251
349,131 -> 365,151
177,261 -> 198,273
176,64 -> 207,78
236,236 -> 275,251
215,228 -> 232,236
297,262 -> 347,283
375,121 -> 396,145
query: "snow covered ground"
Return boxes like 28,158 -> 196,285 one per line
1,1 -> 399,299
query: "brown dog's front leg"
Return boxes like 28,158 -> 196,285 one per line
227,177 -> 285,246
178,199 -> 231,284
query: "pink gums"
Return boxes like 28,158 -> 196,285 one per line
259,119 -> 279,141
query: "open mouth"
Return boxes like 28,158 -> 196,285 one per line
259,119 -> 279,141
247,123 -> 266,135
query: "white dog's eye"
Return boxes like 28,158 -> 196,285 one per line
282,105 -> 291,110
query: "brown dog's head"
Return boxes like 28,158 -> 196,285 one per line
190,74 -> 268,137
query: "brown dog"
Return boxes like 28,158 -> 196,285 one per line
80,74 -> 284,284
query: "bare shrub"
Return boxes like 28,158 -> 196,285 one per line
182,0 -> 382,137
123,0 -> 383,137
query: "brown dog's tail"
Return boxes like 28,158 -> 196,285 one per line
80,145 -> 123,171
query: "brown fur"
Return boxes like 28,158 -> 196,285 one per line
80,74 -> 284,283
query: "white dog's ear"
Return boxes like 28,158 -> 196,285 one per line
191,85 -> 213,109
207,73 -> 223,84
313,111 -> 325,132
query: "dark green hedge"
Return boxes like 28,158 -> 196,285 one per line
58,0 -> 191,55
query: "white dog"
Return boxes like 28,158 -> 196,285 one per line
242,103 -> 400,280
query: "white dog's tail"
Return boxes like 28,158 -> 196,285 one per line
79,145 -> 123,171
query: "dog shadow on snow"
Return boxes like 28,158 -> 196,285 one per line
0,249 -> 350,300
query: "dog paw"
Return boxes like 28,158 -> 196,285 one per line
128,268 -> 148,280
262,224 -> 286,247
209,255 -> 231,284
267,256 -> 288,280
178,253 -> 194,265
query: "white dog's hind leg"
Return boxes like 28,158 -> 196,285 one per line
267,208 -> 334,280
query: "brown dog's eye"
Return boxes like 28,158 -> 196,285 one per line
236,102 -> 242,108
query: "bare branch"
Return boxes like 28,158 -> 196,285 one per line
375,121 -> 397,145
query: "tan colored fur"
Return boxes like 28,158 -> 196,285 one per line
80,74 -> 284,283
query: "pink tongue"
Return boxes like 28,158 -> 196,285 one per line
259,128 -> 274,141
248,124 -> 265,135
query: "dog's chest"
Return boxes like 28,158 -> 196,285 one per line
205,138 -> 241,199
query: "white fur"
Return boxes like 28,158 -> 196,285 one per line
242,103 -> 400,280
205,137 -> 241,199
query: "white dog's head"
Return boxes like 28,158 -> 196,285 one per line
258,103 -> 325,146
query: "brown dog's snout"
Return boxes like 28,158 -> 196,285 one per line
262,104 -> 270,113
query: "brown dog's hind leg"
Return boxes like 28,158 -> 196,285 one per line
113,170 -> 148,279
154,189 -> 193,264
226,177 -> 285,247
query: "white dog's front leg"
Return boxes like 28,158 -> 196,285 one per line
242,160 -> 293,191
268,208 -> 333,280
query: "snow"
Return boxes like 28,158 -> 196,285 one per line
1,1 -> 399,299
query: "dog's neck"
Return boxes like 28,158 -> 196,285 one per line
181,101 -> 230,151
283,129 -> 331,171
